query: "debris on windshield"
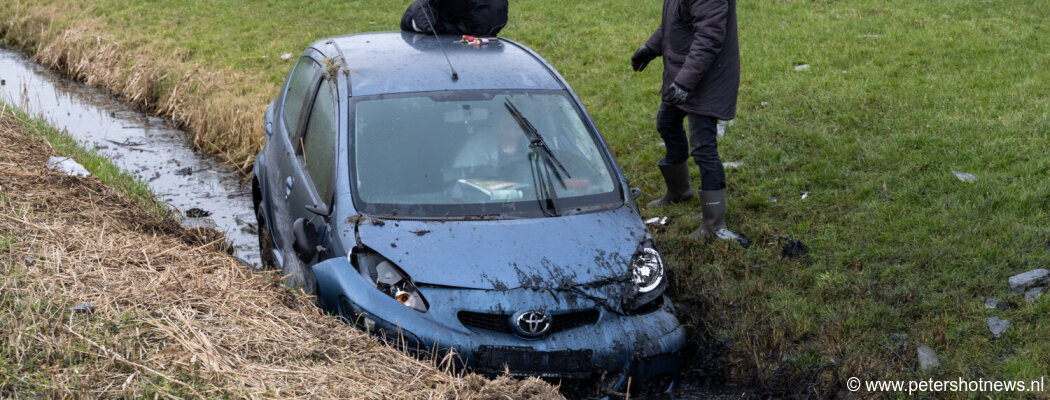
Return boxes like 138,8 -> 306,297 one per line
410,230 -> 431,236
47,156 -> 90,177
645,216 -> 669,226
370,218 -> 386,227
952,170 -> 976,183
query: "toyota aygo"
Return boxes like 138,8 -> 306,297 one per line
252,31 -> 685,391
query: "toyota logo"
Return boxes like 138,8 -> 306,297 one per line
514,310 -> 551,337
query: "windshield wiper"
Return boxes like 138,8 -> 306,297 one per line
505,100 -> 570,217
504,100 -> 571,184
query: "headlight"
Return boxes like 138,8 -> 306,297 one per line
352,253 -> 429,313
631,246 -> 665,293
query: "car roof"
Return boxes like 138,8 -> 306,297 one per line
321,31 -> 566,96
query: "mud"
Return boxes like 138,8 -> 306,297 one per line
0,47 -> 259,265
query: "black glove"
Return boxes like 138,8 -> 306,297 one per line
631,45 -> 658,72
662,82 -> 690,105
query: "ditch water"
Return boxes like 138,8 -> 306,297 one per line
0,47 -> 260,266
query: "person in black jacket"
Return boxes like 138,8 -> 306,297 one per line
631,0 -> 750,248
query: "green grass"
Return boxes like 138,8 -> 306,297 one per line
3,0 -> 1050,394
1,103 -> 168,219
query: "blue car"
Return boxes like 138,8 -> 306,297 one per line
252,31 -> 685,391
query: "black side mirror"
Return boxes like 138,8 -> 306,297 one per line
630,187 -> 643,200
292,218 -> 318,261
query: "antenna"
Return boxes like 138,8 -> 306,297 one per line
419,0 -> 459,81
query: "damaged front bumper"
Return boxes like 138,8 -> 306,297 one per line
314,257 -> 685,386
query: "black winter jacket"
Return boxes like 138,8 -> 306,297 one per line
645,0 -> 739,120
400,0 -> 508,37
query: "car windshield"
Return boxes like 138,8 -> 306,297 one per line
351,90 -> 621,219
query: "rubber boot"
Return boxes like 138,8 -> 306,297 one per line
646,162 -> 695,208
688,189 -> 752,249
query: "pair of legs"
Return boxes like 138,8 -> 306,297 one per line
650,102 -> 750,248
655,102 -> 724,190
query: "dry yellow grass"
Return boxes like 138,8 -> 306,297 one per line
0,111 -> 562,399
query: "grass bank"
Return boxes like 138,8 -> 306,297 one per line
2,0 -> 1049,396
0,108 -> 560,398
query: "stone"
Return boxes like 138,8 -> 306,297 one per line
71,303 -> 95,314
988,316 -> 1010,338
23,256 -> 34,267
1025,287 -> 1045,303
1008,269 -> 1049,294
916,343 -> 940,371
890,333 -> 909,341
983,298 -> 999,309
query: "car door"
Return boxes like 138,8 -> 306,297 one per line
268,56 -> 323,256
284,74 -> 338,264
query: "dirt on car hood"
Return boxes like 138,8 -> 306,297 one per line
356,206 -> 648,290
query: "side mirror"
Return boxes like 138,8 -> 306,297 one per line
264,101 -> 275,137
306,203 -> 330,218
292,218 -> 318,261
630,187 -> 643,200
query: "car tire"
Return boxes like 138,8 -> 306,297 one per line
281,247 -> 318,295
254,203 -> 277,269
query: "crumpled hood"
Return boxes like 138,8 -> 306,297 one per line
356,206 -> 647,290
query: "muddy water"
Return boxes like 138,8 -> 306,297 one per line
0,48 -> 260,266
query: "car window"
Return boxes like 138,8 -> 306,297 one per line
282,57 -> 320,136
300,78 -> 337,200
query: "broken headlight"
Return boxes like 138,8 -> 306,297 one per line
631,245 -> 665,293
352,252 -> 429,313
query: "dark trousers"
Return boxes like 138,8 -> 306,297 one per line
655,102 -> 726,190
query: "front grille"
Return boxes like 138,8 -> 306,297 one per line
458,309 -> 600,336
458,311 -> 513,334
